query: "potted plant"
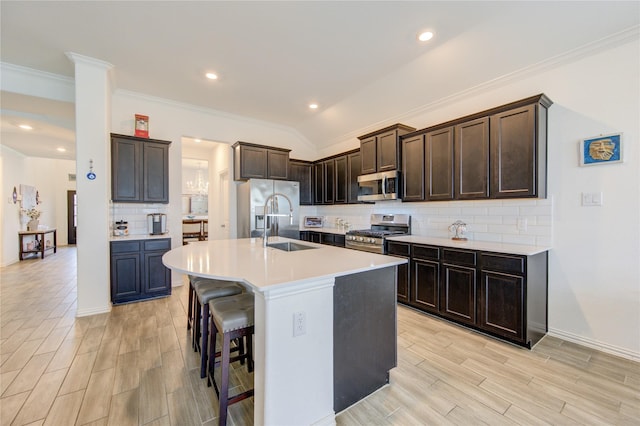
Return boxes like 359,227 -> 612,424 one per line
22,208 -> 41,231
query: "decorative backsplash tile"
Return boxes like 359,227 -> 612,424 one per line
303,197 -> 553,247
110,203 -> 170,235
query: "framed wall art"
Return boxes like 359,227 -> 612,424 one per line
580,133 -> 623,166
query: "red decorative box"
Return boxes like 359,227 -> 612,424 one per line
134,114 -> 149,138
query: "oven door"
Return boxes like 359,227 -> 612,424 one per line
357,170 -> 399,202
345,239 -> 385,254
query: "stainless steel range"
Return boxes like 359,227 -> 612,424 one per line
345,214 -> 411,254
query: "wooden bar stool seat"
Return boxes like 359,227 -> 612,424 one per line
208,293 -> 255,426
192,279 -> 245,378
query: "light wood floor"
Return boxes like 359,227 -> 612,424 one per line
1,247 -> 638,425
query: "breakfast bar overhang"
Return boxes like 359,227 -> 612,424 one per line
162,237 -> 406,426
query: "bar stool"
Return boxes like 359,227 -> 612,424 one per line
193,279 -> 245,378
187,275 -> 210,331
208,293 -> 255,426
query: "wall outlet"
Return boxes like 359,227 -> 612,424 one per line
517,218 -> 528,231
293,311 -> 306,337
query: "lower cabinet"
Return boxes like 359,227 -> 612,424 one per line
389,240 -> 548,348
299,231 -> 344,247
111,238 -> 171,304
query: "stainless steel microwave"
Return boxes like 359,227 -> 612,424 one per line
357,170 -> 399,201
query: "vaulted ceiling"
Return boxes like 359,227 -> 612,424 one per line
1,1 -> 638,160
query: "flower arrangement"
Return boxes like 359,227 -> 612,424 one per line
22,208 -> 41,220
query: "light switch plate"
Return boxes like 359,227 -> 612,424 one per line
582,192 -> 604,206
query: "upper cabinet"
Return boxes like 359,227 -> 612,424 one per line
111,134 -> 171,203
232,141 -> 290,181
401,94 -> 552,202
288,159 -> 313,205
359,124 -> 416,174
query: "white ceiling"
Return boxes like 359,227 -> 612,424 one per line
1,1 -> 638,160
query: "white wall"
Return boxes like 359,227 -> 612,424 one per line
0,146 -> 28,266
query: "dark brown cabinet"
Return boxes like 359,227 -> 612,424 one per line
426,127 -> 454,201
455,117 -> 489,199
299,231 -> 344,247
334,156 -> 348,204
111,134 -> 171,203
391,239 -> 548,348
111,238 -> 171,305
400,94 -> 551,202
440,248 -> 477,326
232,141 -> 290,181
401,135 -> 424,201
289,159 -> 313,205
410,245 -> 439,313
490,104 -> 544,198
347,151 -> 362,204
387,241 -> 410,304
359,124 -> 416,174
314,160 -> 335,205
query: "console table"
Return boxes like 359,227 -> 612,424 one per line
19,228 -> 57,260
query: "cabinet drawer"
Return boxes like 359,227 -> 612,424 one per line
144,238 -> 171,252
412,244 -> 439,261
480,253 -> 525,274
441,248 -> 476,266
111,241 -> 141,254
387,241 -> 410,257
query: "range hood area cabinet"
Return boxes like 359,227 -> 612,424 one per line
401,94 -> 552,201
111,134 -> 171,203
359,123 -> 416,174
233,141 -> 290,181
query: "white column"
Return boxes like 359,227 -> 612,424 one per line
66,52 -> 113,317
254,278 -> 336,426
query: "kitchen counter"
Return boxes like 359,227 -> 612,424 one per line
387,235 -> 551,256
109,233 -> 172,242
162,237 -> 405,425
299,226 -> 349,235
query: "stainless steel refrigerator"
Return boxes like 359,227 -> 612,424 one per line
237,179 -> 300,239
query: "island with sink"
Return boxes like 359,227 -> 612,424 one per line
162,236 -> 407,426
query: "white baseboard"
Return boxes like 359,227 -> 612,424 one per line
76,304 -> 111,317
547,327 -> 640,362
311,413 -> 336,426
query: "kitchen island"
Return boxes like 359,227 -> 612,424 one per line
162,237 -> 406,426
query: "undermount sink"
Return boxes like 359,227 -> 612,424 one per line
267,241 -> 318,252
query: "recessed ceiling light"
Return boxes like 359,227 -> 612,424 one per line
57,147 -> 66,152
418,31 -> 434,42
19,124 -> 33,130
309,103 -> 319,110
205,72 -> 218,80
194,139 -> 201,143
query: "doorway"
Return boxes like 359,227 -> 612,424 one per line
67,190 -> 77,245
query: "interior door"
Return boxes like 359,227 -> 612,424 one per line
67,190 -> 77,244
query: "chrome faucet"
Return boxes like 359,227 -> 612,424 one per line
263,193 -> 294,247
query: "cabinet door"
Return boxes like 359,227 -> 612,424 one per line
347,152 -> 361,204
111,253 -> 142,303
143,142 -> 169,203
324,160 -> 335,204
267,150 -> 289,180
440,263 -> 477,325
396,262 -> 410,304
402,135 -> 424,201
377,130 -> 398,172
479,270 -> 524,342
426,127 -> 454,201
334,156 -> 347,204
144,251 -> 171,295
412,259 -> 439,313
313,163 -> 325,205
289,161 -> 313,205
360,136 -> 377,174
309,232 -> 321,243
111,137 -> 142,202
455,117 -> 489,199
490,104 -> 536,198
239,145 -> 268,179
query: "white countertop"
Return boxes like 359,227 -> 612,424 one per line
162,237 -> 406,291
110,233 -> 172,242
386,235 -> 551,256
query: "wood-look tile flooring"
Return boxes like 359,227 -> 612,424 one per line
1,247 -> 638,425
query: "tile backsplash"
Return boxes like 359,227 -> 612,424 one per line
110,203 -> 170,235
302,197 -> 553,247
